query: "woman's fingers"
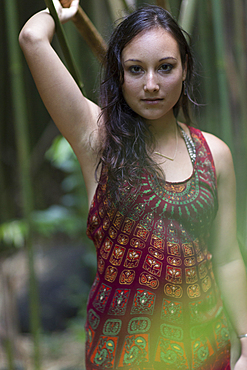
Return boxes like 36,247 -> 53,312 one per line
69,0 -> 79,14
52,0 -> 79,23
59,0 -> 72,8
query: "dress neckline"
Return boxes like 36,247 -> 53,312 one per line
161,125 -> 196,185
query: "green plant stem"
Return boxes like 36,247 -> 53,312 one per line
4,0 -> 41,368
5,339 -> 14,370
44,0 -> 84,92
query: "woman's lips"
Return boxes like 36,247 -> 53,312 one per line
141,98 -> 163,105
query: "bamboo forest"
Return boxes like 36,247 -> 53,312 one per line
1,0 -> 247,369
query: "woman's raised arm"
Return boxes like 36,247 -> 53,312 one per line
19,0 -> 101,203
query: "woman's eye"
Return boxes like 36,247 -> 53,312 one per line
159,64 -> 173,73
129,66 -> 143,74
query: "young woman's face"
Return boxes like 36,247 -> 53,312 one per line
121,27 -> 187,124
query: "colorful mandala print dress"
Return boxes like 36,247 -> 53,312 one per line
85,127 -> 231,370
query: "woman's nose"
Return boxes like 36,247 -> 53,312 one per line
144,71 -> 159,92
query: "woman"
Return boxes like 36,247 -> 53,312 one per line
19,1 -> 247,369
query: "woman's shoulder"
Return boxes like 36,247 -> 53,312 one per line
201,131 -> 232,158
179,123 -> 230,155
179,122 -> 234,180
201,131 -> 234,181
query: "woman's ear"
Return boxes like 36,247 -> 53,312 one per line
182,54 -> 188,81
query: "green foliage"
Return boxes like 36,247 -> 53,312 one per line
43,135 -> 90,243
0,219 -> 27,248
0,136 -> 91,248
32,205 -> 83,237
33,135 -> 89,241
31,135 -> 90,243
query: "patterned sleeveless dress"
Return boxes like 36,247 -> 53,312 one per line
85,127 -> 231,370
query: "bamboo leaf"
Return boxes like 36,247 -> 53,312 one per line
156,0 -> 171,13
107,0 -> 127,23
210,0 -> 232,148
233,0 -> 247,147
178,0 -> 198,35
120,0 -> 134,13
44,0 -> 84,91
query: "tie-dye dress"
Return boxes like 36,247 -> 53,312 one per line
85,127 -> 231,370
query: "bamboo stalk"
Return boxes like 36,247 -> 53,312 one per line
5,339 -> 14,370
72,6 -> 107,64
4,0 -> 41,368
1,266 -> 19,370
58,0 -> 107,63
0,142 -> 9,222
0,13 -> 9,223
233,0 -> 247,243
197,1 -> 216,134
233,0 -> 247,145
210,0 -> 233,149
156,0 -> 171,13
44,0 -> 84,91
178,0 -> 198,35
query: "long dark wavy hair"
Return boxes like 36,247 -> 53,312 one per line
97,5 -> 195,198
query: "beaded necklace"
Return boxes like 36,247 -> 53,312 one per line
177,123 -> 196,165
154,122 -> 196,166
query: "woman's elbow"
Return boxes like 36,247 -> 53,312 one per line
19,26 -> 41,50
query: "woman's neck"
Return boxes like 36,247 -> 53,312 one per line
147,113 -> 178,146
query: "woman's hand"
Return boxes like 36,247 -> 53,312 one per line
234,338 -> 247,369
49,0 -> 79,24
234,355 -> 247,369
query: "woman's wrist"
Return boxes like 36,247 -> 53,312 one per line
239,334 -> 247,339
39,9 -> 56,25
240,335 -> 247,357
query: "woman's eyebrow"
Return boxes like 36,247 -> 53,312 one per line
159,57 -> 177,62
124,56 -> 178,64
124,59 -> 142,63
